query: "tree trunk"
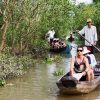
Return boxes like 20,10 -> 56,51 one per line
0,21 -> 8,52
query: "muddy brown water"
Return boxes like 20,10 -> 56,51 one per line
0,53 -> 100,100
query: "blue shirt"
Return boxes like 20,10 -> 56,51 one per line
87,56 -> 91,64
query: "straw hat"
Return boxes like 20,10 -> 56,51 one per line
87,18 -> 92,23
83,47 -> 91,54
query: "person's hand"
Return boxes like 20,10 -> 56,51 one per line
93,41 -> 97,46
70,70 -> 75,76
82,71 -> 86,76
75,30 -> 79,33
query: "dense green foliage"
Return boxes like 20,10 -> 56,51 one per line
0,0 -> 100,54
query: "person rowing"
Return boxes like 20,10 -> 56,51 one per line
66,32 -> 75,42
77,18 -> 98,54
45,27 -> 55,45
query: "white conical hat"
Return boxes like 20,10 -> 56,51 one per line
83,47 -> 90,54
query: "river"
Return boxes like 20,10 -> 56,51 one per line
0,53 -> 100,100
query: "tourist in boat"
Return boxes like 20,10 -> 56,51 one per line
70,46 -> 91,81
54,39 -> 60,49
51,38 -> 59,48
78,18 -> 98,54
58,39 -> 66,48
83,47 -> 97,80
66,32 -> 75,42
45,27 -> 55,45
51,38 -> 66,49
83,47 -> 97,68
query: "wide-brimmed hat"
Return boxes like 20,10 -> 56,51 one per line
87,18 -> 92,23
83,47 -> 90,54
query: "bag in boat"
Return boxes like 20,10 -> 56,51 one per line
61,76 -> 78,88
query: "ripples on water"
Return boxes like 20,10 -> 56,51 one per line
0,52 -> 100,100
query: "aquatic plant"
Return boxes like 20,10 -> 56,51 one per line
42,55 -> 62,64
53,68 -> 64,76
42,57 -> 54,64
0,79 -> 6,86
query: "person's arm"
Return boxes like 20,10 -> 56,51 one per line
78,27 -> 85,35
83,57 -> 90,74
70,58 -> 75,76
94,26 -> 98,45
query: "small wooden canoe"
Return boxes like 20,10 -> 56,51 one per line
56,64 -> 100,94
50,46 -> 67,53
50,44 -> 72,53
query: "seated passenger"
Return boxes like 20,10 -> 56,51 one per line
51,38 -> 60,49
59,40 -> 66,48
83,47 -> 97,80
70,46 -> 91,81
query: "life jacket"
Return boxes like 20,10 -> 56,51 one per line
74,57 -> 86,73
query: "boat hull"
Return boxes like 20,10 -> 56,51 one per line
57,76 -> 100,94
50,46 -> 67,53
56,64 -> 100,95
50,44 -> 72,53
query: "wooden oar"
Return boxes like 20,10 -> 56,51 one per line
78,33 -> 100,52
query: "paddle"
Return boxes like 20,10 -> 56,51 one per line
77,32 -> 100,53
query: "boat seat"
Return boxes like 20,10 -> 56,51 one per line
79,76 -> 86,81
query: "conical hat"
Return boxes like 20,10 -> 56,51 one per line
83,47 -> 90,54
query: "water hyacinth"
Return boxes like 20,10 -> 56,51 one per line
42,57 -> 54,64
42,55 -> 62,64
0,78 -> 6,86
53,68 -> 64,76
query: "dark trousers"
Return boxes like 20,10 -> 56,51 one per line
86,46 -> 94,54
50,38 -> 53,46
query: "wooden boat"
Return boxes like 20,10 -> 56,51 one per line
56,63 -> 100,94
50,46 -> 67,53
49,38 -> 69,53
50,44 -> 72,53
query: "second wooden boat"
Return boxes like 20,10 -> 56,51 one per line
50,46 -> 67,53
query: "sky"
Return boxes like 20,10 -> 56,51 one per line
71,0 -> 93,5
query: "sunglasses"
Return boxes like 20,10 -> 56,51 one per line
77,50 -> 83,52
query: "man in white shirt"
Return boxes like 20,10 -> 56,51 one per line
45,28 -> 55,45
78,18 -> 98,54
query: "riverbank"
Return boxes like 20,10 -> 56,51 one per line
0,53 -> 35,85
0,48 -> 63,86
